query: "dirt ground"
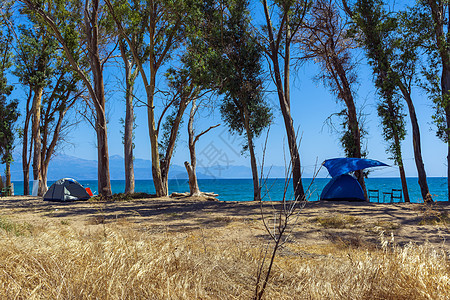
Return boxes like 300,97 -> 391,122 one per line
0,195 -> 448,251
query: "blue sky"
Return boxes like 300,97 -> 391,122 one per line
5,0 -> 448,180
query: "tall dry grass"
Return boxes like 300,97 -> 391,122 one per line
0,221 -> 448,299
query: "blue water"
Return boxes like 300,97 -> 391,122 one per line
9,177 -> 448,203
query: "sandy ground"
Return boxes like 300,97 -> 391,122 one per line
0,195 -> 448,251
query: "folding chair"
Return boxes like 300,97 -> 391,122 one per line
368,189 -> 380,202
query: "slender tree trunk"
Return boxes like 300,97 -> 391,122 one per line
443,69 -> 450,202
86,0 -> 112,197
186,99 -> 200,196
398,85 -> 432,202
5,161 -> 11,188
31,86 -> 44,196
22,92 -> 32,195
262,0 -> 304,201
393,122 -> 410,203
160,99 -> 189,195
124,84 -> 135,194
243,109 -> 261,201
120,41 -> 136,194
147,73 -> 165,196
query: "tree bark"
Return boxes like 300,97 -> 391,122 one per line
120,41 -> 136,194
22,90 -> 33,195
5,161 -> 11,188
186,99 -> 200,196
398,163 -> 409,203
393,132 -> 410,203
160,98 -> 189,195
426,0 -> 450,201
398,84 -> 432,202
243,108 -> 261,201
86,0 -> 112,197
31,86 -> 44,196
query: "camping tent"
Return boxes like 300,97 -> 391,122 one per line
320,174 -> 365,201
43,178 -> 91,202
320,158 -> 388,201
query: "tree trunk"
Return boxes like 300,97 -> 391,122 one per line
443,68 -> 450,202
398,85 -> 432,202
5,161 -> 11,188
120,40 -> 136,194
393,126 -> 410,203
86,0 -> 112,197
243,109 -> 261,201
147,74 -> 165,196
185,161 -> 200,196
22,92 -> 32,195
262,0 -> 304,201
160,99 -> 189,195
398,162 -> 409,203
186,99 -> 200,196
31,86 -> 44,196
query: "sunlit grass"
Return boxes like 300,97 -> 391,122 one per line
0,223 -> 448,299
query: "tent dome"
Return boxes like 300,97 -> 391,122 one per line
44,178 -> 90,202
320,174 -> 365,201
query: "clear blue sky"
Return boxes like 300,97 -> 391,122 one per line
6,0 -> 447,179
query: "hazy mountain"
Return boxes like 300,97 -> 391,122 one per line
3,153 -> 289,181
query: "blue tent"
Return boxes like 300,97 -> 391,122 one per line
320,174 -> 365,201
323,158 -> 388,177
320,158 -> 388,201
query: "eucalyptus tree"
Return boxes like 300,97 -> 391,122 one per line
19,0 -> 116,197
13,24 -> 58,196
0,99 -> 19,189
259,0 -> 309,201
298,0 -> 368,199
39,64 -> 82,191
345,0 -> 432,202
119,39 -> 140,194
215,0 -> 272,201
0,9 -> 19,188
412,0 -> 450,201
105,0 -> 203,196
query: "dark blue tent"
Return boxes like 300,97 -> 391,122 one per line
320,174 -> 365,201
320,158 -> 388,201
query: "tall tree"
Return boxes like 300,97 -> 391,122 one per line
259,0 -> 309,201
217,0 -> 272,201
39,64 -> 81,191
298,0 -> 368,199
414,0 -> 450,201
13,24 -> 58,196
0,9 -> 19,188
105,0 -> 202,196
118,39 -> 139,194
20,0 -> 114,197
346,0 -> 432,202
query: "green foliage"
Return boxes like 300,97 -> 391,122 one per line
0,13 -> 19,165
409,2 -> 450,142
351,0 -> 408,163
13,24 -> 58,89
216,0 -> 272,150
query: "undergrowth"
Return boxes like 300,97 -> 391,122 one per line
89,192 -> 154,202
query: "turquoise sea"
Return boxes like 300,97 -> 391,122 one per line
9,177 -> 449,203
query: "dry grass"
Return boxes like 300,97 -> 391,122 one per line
0,218 -> 448,299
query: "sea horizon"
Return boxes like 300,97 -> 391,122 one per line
8,177 -> 449,203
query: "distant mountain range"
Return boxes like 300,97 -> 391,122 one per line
3,153 -> 288,181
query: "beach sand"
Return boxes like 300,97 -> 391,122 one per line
0,195 -> 448,251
